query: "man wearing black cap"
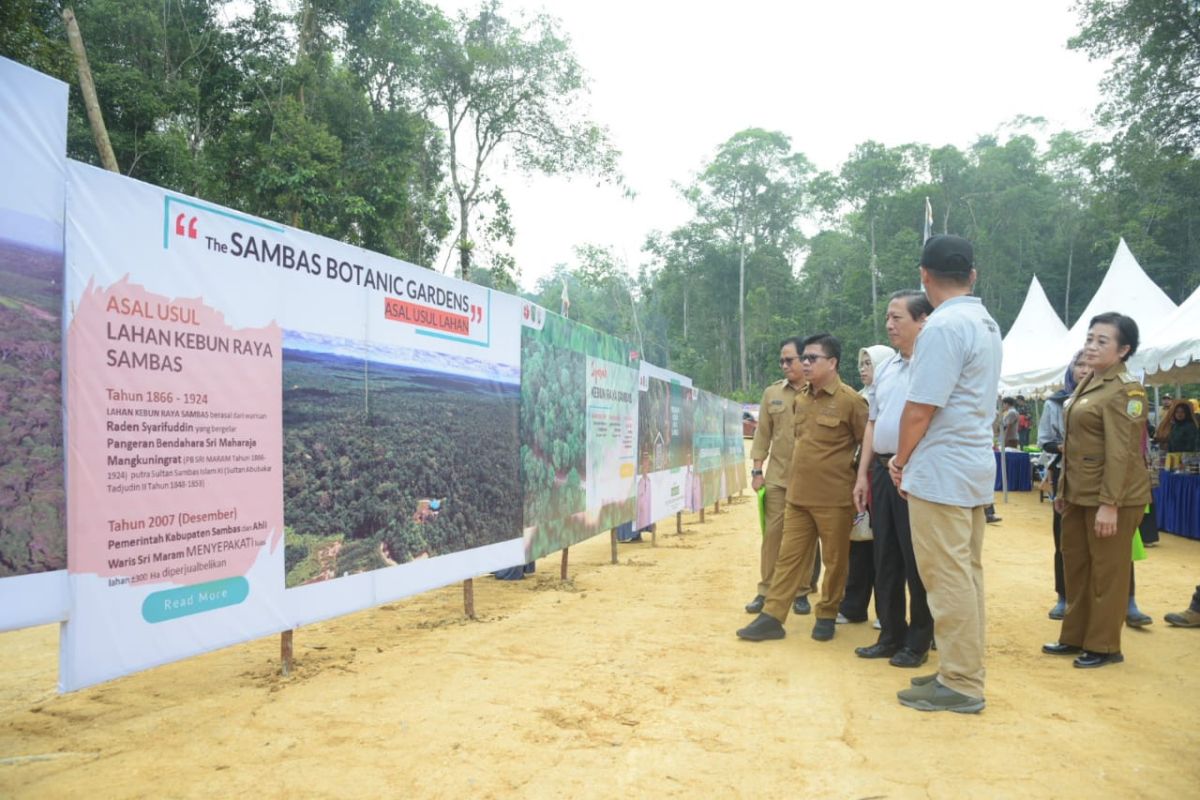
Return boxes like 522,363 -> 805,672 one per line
886,235 -> 1002,714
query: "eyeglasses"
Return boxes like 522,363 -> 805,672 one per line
779,357 -> 797,366
797,354 -> 829,364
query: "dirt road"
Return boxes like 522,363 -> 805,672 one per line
2,490 -> 1198,798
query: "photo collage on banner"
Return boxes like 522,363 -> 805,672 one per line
636,363 -> 693,527
0,57 -> 70,631
519,309 -> 639,561
723,398 -> 748,496
61,162 -> 523,690
689,390 -> 725,511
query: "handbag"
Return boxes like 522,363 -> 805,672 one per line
849,510 -> 873,542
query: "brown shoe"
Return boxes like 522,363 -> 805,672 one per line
1164,608 -> 1200,628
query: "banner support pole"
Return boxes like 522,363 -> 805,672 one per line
560,548 -> 569,580
676,512 -> 682,534
280,630 -> 293,676
463,578 -> 475,619
610,529 -> 618,564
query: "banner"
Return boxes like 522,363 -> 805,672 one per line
0,57 -> 70,630
519,310 -> 639,561
635,363 -> 693,526
723,398 -> 748,495
690,389 -> 725,510
61,162 -> 523,690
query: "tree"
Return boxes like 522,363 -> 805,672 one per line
414,0 -> 620,283
1070,0 -> 1200,153
685,129 -> 811,390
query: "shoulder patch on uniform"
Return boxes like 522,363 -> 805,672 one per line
1118,372 -> 1137,384
1126,387 -> 1146,398
1126,398 -> 1143,417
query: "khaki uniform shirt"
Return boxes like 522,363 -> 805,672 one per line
750,379 -> 801,489
1061,361 -> 1152,508
786,374 -> 868,507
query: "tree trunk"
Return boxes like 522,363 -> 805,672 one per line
62,8 -> 119,173
868,215 -> 879,340
738,236 -> 747,391
1064,237 -> 1074,323
457,198 -> 471,282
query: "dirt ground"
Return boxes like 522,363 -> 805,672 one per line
2,486 -> 1199,798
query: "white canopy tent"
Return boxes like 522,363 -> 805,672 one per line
1133,283 -> 1200,385
999,276 -> 1069,395
998,239 -> 1178,394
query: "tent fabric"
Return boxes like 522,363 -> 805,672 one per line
999,276 -> 1069,394
999,239 -> 1177,394
1133,284 -> 1200,384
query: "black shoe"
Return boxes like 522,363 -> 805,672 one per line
1042,642 -> 1082,656
889,647 -> 930,668
737,613 -> 785,641
745,594 -> 765,614
812,618 -> 835,641
1073,651 -> 1124,669
986,514 -> 1002,524
854,642 -> 899,659
793,595 -> 811,615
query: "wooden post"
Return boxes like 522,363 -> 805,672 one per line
610,529 -> 618,564
714,500 -> 720,514
62,8 -> 119,173
651,522 -> 657,547
676,512 -> 682,534
560,548 -> 569,580
699,507 -> 705,523
280,629 -> 293,677
463,578 -> 475,619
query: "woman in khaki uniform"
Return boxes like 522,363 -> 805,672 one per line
1043,312 -> 1151,668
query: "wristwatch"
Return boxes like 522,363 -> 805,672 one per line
750,469 -> 764,477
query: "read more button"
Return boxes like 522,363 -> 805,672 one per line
141,577 -> 249,623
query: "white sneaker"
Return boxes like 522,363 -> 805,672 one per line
873,619 -> 882,630
835,613 -> 849,624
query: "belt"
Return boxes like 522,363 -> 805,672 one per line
876,453 -> 895,468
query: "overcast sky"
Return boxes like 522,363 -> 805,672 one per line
434,1 -> 1110,292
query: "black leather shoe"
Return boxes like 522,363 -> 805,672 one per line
1073,651 -> 1124,669
793,595 -> 812,615
855,641 -> 899,659
737,613 -> 785,641
986,514 -> 1001,524
889,647 -> 929,668
1042,642 -> 1082,656
812,618 -> 835,641
745,594 -> 765,614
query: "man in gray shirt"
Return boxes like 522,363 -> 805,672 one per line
886,235 -> 1002,714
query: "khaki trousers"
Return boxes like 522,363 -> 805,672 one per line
1059,504 -> 1140,654
764,504 -> 853,622
907,495 -> 986,699
758,485 -> 820,597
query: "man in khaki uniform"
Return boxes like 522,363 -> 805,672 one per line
745,337 -> 821,616
738,333 -> 867,643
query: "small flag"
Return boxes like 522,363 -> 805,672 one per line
923,196 -> 934,244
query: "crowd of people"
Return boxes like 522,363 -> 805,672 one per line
736,234 -> 1198,714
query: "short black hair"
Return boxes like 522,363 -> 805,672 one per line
1002,397 -> 1016,407
1088,311 -> 1140,360
889,289 -> 934,321
778,336 -> 805,354
801,332 -> 841,366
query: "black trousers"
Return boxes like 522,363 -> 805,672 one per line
839,540 -> 874,621
869,461 -> 933,652
1191,584 -> 1200,612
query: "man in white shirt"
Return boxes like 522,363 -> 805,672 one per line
852,290 -> 934,668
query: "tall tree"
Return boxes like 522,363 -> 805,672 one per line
414,0 -> 620,283
1070,0 -> 1200,153
685,129 -> 811,390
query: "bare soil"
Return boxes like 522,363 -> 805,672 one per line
2,489 -> 1198,798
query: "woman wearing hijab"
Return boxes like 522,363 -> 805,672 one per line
838,344 -> 896,626
1043,312 -> 1151,668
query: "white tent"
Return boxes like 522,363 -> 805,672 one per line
999,276 -> 1069,394
1133,283 -> 1200,384
998,238 -> 1177,393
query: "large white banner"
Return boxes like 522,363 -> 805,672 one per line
0,57 -> 70,630
62,162 -> 523,690
636,362 -> 693,526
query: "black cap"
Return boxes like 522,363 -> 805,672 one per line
920,234 -> 974,274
